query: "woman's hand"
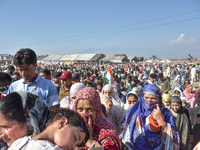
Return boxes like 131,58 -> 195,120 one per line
152,104 -> 166,126
85,116 -> 95,147
104,96 -> 113,108
152,104 -> 168,140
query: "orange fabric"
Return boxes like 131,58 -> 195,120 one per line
148,114 -> 161,132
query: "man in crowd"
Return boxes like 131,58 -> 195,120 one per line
52,72 -> 62,93
157,73 -> 171,94
12,71 -> 22,80
0,72 -> 13,96
100,66 -> 107,79
147,73 -> 157,84
191,65 -> 197,84
7,65 -> 15,76
39,69 -> 51,80
58,70 -> 72,101
196,63 -> 200,81
8,48 -> 59,110
72,72 -> 80,84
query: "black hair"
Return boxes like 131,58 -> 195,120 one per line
52,72 -> 62,78
45,108 -> 89,146
7,65 -> 15,71
40,69 -> 51,76
13,71 -> 21,77
120,82 -> 124,87
86,82 -> 93,87
0,72 -> 12,83
150,73 -> 157,79
14,48 -> 37,67
0,92 -> 26,123
158,73 -> 163,78
97,81 -> 103,87
132,76 -> 138,80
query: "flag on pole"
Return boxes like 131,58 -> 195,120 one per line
188,54 -> 194,62
124,64 -> 127,74
104,67 -> 114,85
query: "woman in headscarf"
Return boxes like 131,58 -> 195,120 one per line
169,96 -> 191,150
60,82 -> 85,110
119,91 -> 139,124
173,87 -> 191,108
132,87 -> 141,99
0,91 -> 50,149
121,84 -> 180,150
100,84 -> 123,131
183,84 -> 198,108
113,82 -> 126,103
181,75 -> 186,85
183,79 -> 190,91
75,87 -> 121,150
172,75 -> 184,91
183,84 -> 198,126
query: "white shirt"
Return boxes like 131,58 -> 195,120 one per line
8,136 -> 63,150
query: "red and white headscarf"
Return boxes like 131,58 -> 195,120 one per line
75,87 -> 121,150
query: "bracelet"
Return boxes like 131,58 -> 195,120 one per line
161,122 -> 167,130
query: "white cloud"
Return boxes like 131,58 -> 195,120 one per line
170,33 -> 184,43
170,33 -> 196,43
189,36 -> 196,42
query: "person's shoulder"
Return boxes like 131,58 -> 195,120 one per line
39,77 -> 54,86
9,136 -> 63,150
10,78 -> 23,85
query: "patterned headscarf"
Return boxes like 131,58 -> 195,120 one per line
75,87 -> 121,150
17,91 -> 50,136
121,84 -> 180,150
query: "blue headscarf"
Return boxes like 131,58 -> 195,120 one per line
121,84 -> 180,150
113,82 -> 126,103
181,75 -> 186,85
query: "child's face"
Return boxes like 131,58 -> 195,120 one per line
54,124 -> 86,150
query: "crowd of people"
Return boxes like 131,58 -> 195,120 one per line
0,48 -> 200,150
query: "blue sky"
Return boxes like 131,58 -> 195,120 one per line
0,0 -> 200,59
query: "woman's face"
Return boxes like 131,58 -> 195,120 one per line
54,120 -> 86,150
143,94 -> 160,103
0,113 -> 28,147
127,96 -> 138,105
103,89 -> 112,96
185,82 -> 189,87
177,79 -> 181,83
76,99 -> 96,120
113,85 -> 119,92
187,87 -> 193,93
174,90 -> 180,95
170,102 -> 181,113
